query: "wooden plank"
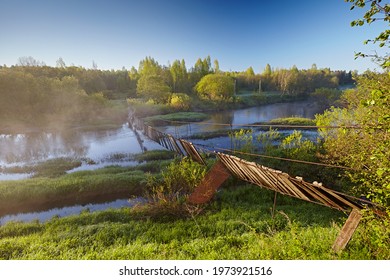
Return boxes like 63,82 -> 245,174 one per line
290,179 -> 328,204
317,185 -> 361,211
332,209 -> 362,252
168,135 -> 183,155
218,154 -> 246,180
246,164 -> 269,187
278,175 -> 310,200
301,181 -> 344,210
243,164 -> 269,188
180,140 -> 206,165
188,160 -> 231,204
262,168 -> 291,194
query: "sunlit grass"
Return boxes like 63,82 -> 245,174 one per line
2,184 -> 386,260
0,151 -> 175,214
143,112 -> 210,126
267,117 -> 316,126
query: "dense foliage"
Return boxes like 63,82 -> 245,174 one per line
195,74 -> 235,101
316,72 -> 390,206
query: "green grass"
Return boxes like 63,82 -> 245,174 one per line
0,152 -> 174,215
267,117 -> 316,126
0,168 -> 146,214
143,112 -> 210,126
133,150 -> 176,162
0,184 -> 387,260
0,157 -> 82,177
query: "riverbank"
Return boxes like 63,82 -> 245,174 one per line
128,91 -> 309,120
0,151 -> 175,217
1,183 -> 388,259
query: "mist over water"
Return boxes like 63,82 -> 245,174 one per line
0,101 -> 325,222
0,123 -> 161,180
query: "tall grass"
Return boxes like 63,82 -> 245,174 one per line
143,112 -> 209,126
0,152 -> 174,214
1,184 -> 387,260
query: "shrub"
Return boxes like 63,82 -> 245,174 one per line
169,93 -> 191,110
133,158 -> 208,219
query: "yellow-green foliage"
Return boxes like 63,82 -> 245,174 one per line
195,74 -> 234,101
169,93 -> 191,110
139,158 -> 208,218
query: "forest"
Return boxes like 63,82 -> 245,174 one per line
0,56 -> 353,131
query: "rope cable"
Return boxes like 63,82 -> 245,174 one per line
192,142 -> 355,170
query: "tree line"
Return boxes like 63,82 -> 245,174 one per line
2,55 -> 354,100
0,56 -> 354,129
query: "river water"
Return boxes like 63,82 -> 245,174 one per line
158,100 -> 320,136
0,100 -> 324,223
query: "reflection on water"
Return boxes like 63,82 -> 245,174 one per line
158,100 -> 322,137
0,123 -> 161,179
0,198 -> 145,225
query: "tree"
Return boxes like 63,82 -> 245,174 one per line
346,0 -> 390,68
56,57 -> 66,68
245,66 -> 255,76
315,1 -> 390,207
17,56 -> 45,67
138,56 -> 162,77
263,63 -> 272,76
129,66 -> 139,80
195,73 -> 234,101
92,60 -> 98,70
213,59 -> 220,73
136,74 -> 171,103
170,59 -> 188,92
316,72 -> 389,206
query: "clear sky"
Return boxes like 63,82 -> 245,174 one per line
0,0 -> 387,73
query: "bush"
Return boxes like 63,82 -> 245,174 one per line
169,93 -> 191,110
133,158 -> 207,219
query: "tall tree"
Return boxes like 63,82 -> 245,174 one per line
17,56 -> 45,67
245,66 -> 255,76
56,57 -> 66,68
213,59 -> 220,73
137,75 -> 171,103
170,59 -> 188,92
138,56 -> 162,77
263,63 -> 272,76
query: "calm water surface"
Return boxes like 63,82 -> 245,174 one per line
158,100 -> 322,136
0,101 -> 324,223
0,198 -> 145,225
0,123 -> 161,180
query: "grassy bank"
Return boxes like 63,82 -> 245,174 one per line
0,184 -> 388,259
266,117 -> 316,126
143,112 -> 210,126
1,155 -> 388,260
0,151 -> 175,215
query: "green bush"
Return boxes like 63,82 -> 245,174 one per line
134,158 -> 207,219
169,93 -> 191,110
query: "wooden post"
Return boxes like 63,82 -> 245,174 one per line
272,192 -> 277,218
188,160 -> 231,204
332,209 -> 362,252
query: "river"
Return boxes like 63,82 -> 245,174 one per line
0,100 -> 324,223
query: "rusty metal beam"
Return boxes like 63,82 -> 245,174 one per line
187,160 -> 231,204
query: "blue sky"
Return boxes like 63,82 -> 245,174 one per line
0,0 -> 387,73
